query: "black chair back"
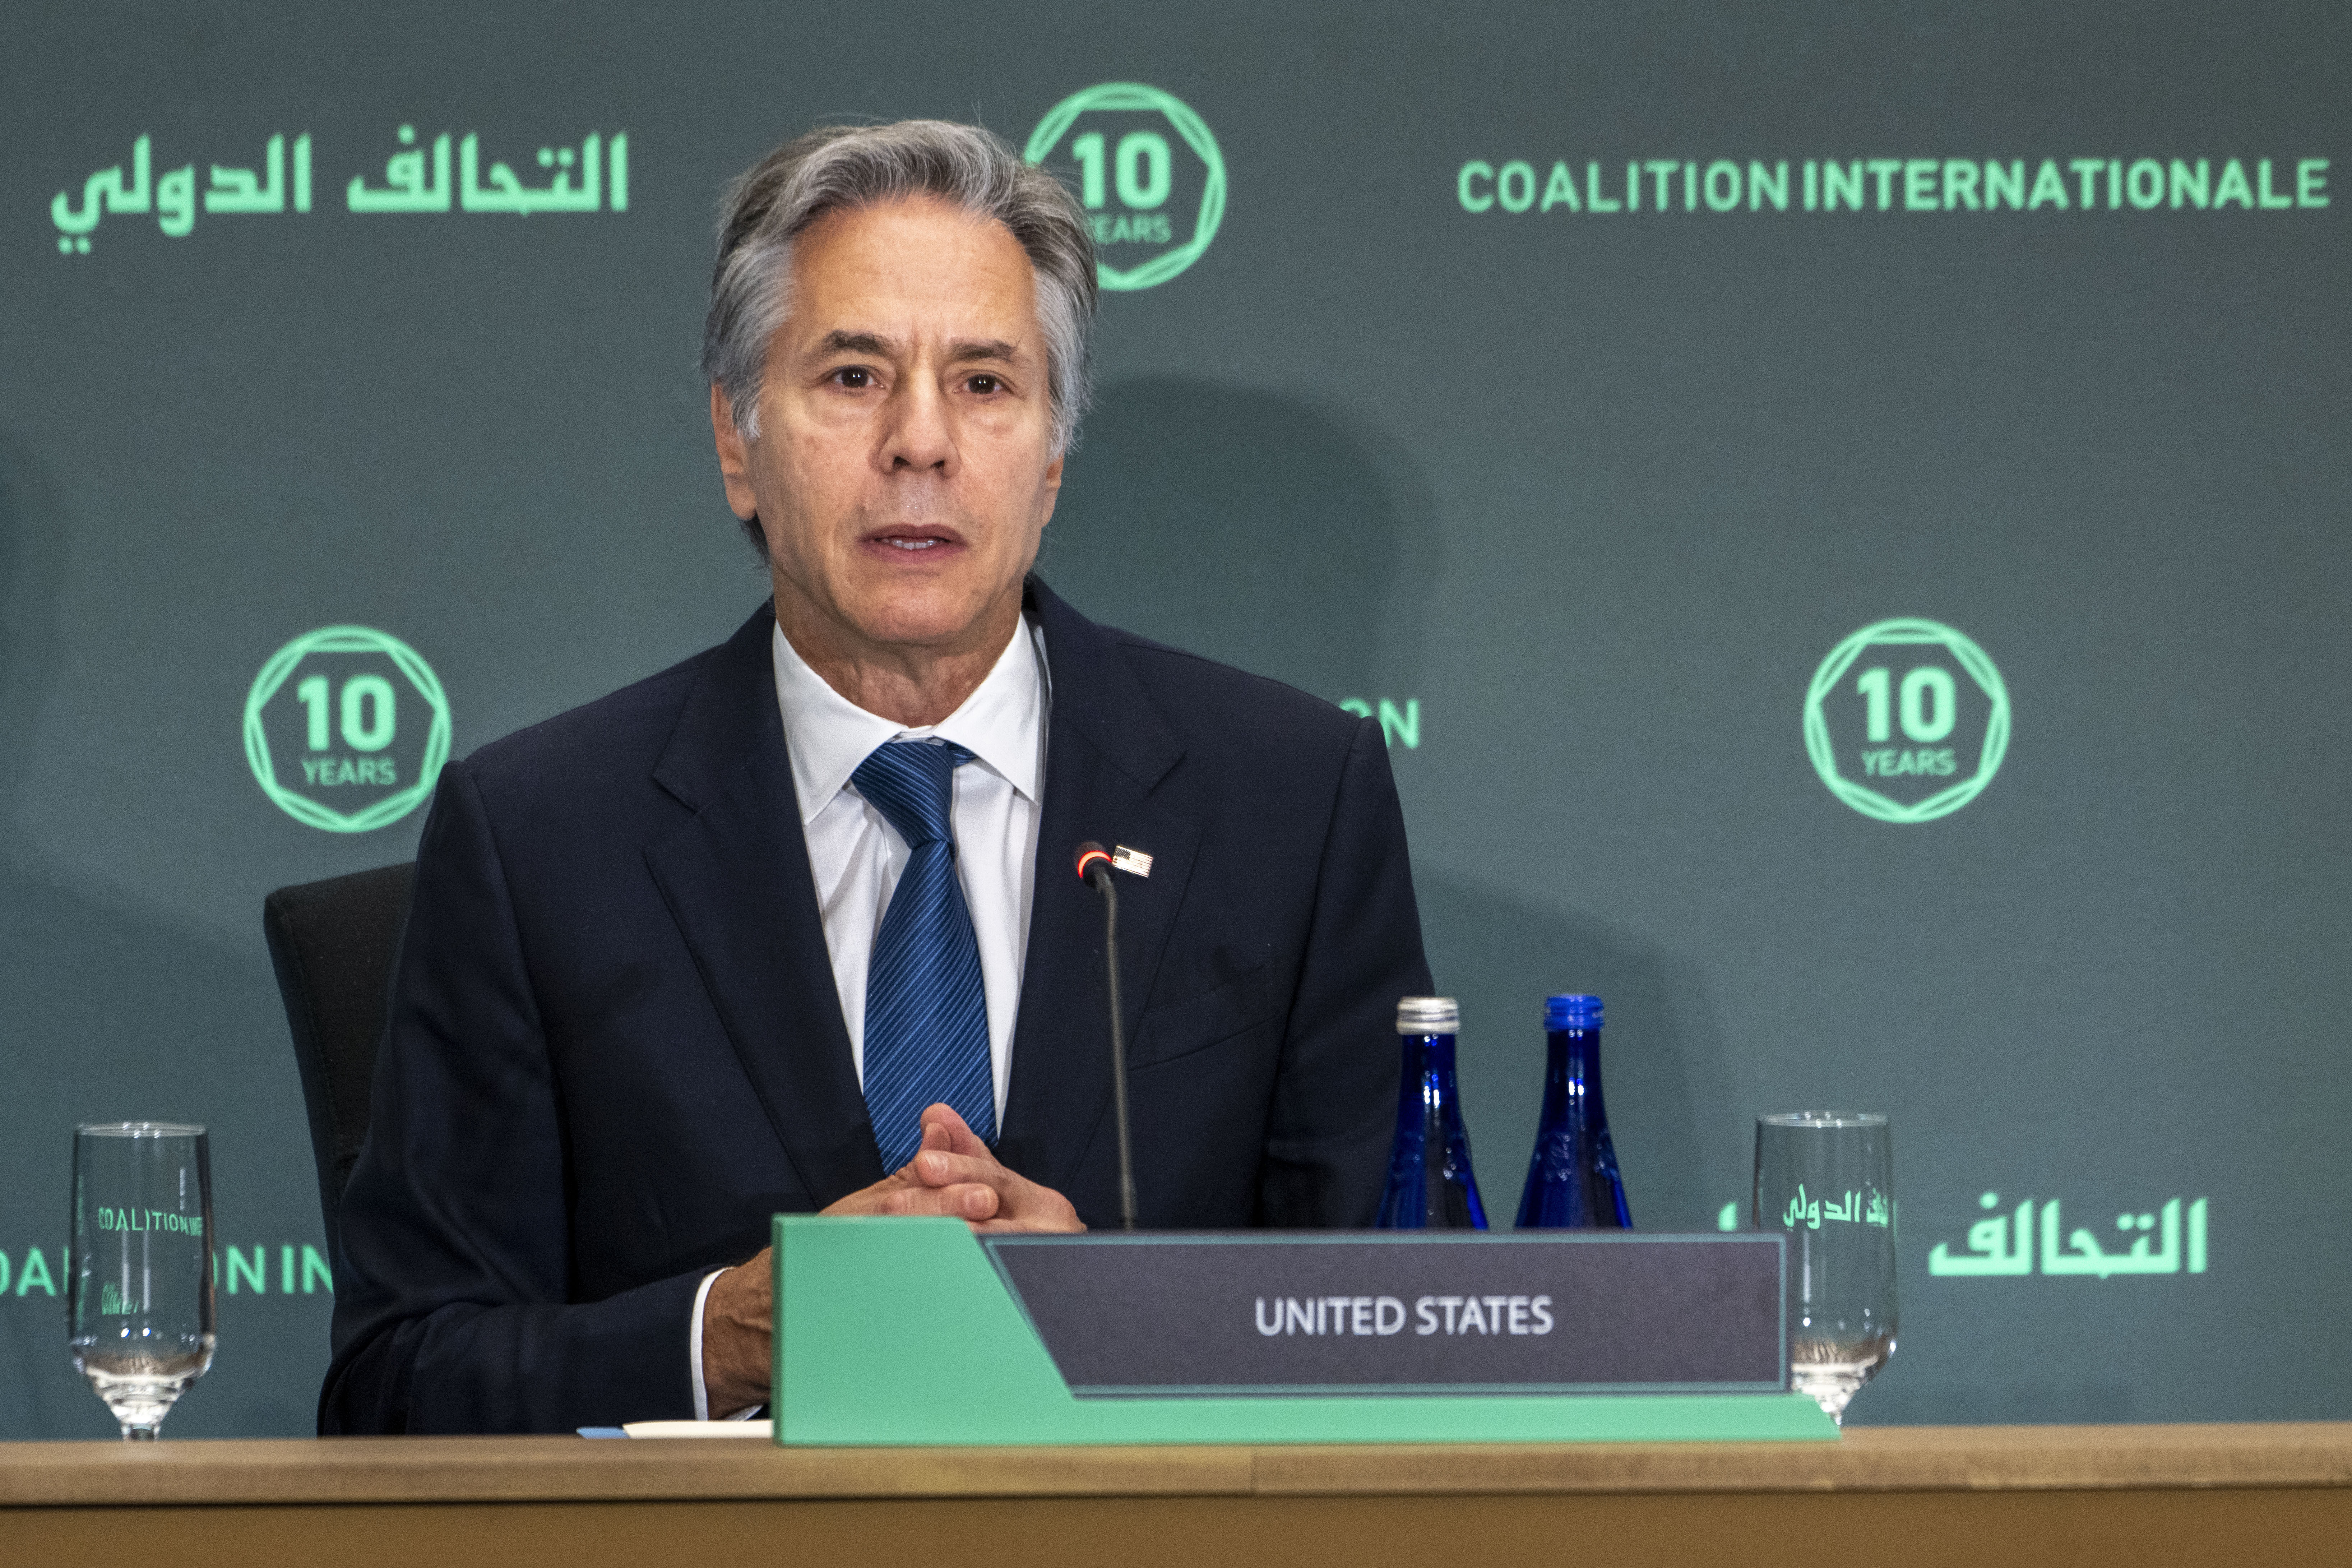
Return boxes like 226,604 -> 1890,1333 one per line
262,862 -> 415,1253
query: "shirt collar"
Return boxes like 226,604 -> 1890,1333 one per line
770,614 -> 1048,825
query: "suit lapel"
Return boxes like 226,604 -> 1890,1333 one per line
998,579 -> 1199,1202
643,604 -> 884,1208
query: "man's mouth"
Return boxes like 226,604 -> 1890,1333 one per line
864,525 -> 965,555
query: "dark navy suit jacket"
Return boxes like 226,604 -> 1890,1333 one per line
322,579 -> 1429,1434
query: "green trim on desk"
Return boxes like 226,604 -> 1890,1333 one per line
772,1217 -> 1838,1447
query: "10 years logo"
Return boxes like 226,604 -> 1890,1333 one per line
1804,618 -> 2009,823
244,626 -> 450,832
1026,83 -> 1224,291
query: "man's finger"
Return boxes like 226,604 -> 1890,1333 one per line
918,1102 -> 995,1160
912,1148 -> 1017,1193
884,1118 -> 961,1184
968,1198 -> 1086,1234
877,1181 -> 1000,1220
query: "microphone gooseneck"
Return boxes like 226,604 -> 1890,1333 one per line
1074,842 -> 1138,1231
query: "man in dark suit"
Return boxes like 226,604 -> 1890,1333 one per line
323,120 -> 1429,1435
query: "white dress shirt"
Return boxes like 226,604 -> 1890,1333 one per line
772,614 -> 1049,1118
691,611 -> 1050,1418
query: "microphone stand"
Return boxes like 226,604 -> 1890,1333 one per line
1077,844 -> 1140,1232
1097,872 -> 1138,1231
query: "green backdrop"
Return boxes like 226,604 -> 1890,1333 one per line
3,0 -> 2344,1437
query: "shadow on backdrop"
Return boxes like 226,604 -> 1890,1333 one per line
1037,381 -> 1754,1221
1037,376 -> 1439,704
0,433 -> 316,1439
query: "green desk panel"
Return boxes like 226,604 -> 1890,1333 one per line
771,1217 -> 1838,1446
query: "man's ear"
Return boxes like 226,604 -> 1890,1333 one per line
1037,450 -> 1064,528
710,384 -> 760,523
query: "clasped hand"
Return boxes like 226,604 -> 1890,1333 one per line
700,1104 -> 1082,1414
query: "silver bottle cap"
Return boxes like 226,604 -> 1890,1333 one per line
1395,996 -> 1459,1035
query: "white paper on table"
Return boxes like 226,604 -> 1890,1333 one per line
620,1419 -> 774,1438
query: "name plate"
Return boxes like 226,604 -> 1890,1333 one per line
769,1217 -> 1833,1446
984,1232 -> 1786,1396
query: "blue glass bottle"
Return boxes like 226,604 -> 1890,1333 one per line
1376,996 -> 1488,1229
1515,994 -> 1632,1229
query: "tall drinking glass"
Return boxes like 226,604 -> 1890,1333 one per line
1753,1112 -> 1895,1424
68,1123 -> 215,1439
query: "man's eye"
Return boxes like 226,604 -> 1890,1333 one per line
967,374 -> 1001,395
834,367 -> 874,389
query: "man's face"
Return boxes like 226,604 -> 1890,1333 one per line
714,195 -> 1063,659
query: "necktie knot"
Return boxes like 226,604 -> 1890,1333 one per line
852,739 -> 973,850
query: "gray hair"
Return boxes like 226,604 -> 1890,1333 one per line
701,121 -> 1097,526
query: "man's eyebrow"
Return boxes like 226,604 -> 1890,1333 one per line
945,338 -> 1022,364
810,332 -> 1022,364
815,330 -> 894,357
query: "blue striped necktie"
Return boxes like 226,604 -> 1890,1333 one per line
852,739 -> 995,1170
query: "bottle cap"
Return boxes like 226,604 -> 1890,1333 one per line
1395,996 -> 1459,1035
1545,994 -> 1603,1031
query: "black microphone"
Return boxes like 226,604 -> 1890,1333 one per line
1074,841 -> 1138,1231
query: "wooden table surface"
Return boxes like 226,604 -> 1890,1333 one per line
4,1422 -> 2351,1504
5,1425 -> 2347,1566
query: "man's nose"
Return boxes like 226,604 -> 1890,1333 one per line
880,376 -> 956,474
